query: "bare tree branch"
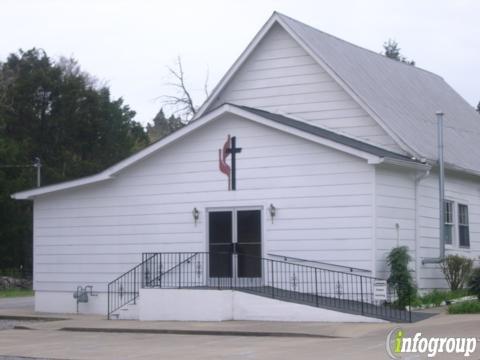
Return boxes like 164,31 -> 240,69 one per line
162,56 -> 196,120
161,56 -> 210,122
204,67 -> 210,99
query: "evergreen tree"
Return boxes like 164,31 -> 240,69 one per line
476,101 -> 480,113
383,39 -> 415,66
0,48 -> 149,273
146,108 -> 184,142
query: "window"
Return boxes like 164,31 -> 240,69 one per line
444,200 -> 454,245
458,204 -> 470,248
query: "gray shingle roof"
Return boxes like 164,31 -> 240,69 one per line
277,13 -> 480,174
231,104 -> 422,164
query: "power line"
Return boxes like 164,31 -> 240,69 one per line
0,164 -> 34,168
0,157 -> 42,187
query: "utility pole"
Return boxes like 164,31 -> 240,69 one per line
33,157 -> 42,187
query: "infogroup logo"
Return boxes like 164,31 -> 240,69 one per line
386,328 -> 477,358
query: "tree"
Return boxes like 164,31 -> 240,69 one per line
476,101 -> 480,113
440,255 -> 473,291
163,56 -> 209,121
146,108 -> 184,142
387,246 -> 416,308
0,48 -> 149,273
383,39 -> 415,66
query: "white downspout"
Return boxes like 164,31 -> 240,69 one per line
415,168 -> 431,288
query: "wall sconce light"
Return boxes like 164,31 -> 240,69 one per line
269,204 -> 276,223
192,207 -> 200,225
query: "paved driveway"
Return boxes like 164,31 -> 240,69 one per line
0,297 -> 34,310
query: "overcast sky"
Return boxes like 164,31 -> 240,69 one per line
1,0 -> 479,125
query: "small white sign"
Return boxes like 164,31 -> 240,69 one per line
373,280 -> 388,301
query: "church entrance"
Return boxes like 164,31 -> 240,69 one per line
207,208 -> 262,285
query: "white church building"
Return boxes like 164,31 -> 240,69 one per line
13,12 -> 480,322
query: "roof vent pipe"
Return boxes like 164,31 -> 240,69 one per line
422,111 -> 445,265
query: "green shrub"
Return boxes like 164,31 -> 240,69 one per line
387,246 -> 416,308
440,255 -> 473,291
417,290 -> 448,307
412,289 -> 471,307
468,267 -> 480,299
448,300 -> 480,314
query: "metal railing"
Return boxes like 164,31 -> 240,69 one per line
138,252 -> 412,322
107,253 -> 157,319
107,253 -> 199,319
267,253 -> 372,274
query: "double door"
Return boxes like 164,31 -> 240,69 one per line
208,209 -> 262,281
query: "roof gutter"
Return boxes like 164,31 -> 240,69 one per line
368,157 -> 431,171
422,112 -> 446,265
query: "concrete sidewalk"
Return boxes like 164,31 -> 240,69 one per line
0,302 -> 468,339
0,299 -> 479,359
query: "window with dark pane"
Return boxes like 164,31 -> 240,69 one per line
444,200 -> 454,245
458,204 -> 470,248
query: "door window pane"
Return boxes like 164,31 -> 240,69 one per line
209,212 -> 233,277
237,210 -> 262,278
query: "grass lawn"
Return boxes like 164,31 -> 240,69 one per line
448,300 -> 480,314
0,288 -> 34,298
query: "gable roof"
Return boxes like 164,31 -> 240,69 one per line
12,103 -> 426,200
196,12 -> 480,174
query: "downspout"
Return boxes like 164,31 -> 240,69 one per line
415,168 -> 430,287
422,112 -> 446,265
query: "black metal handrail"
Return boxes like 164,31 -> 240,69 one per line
140,252 -> 412,322
267,253 -> 372,274
107,253 -> 199,319
107,253 -> 157,319
143,252 -> 198,287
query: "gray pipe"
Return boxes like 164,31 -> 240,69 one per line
422,112 -> 445,264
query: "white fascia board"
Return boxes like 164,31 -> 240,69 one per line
13,104 -> 410,200
12,105 -> 229,200
194,13 -> 279,119
425,160 -> 480,179
195,12 -> 417,159
11,174 -> 111,200
106,106 -> 227,176
371,157 -> 431,171
228,106 -> 381,163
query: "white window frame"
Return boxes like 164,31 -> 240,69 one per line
458,203 -> 470,248
444,199 -> 455,247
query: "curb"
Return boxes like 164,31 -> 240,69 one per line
60,327 -> 340,338
0,315 -> 68,321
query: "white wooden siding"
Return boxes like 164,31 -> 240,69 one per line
417,170 -> 480,290
211,23 -> 402,153
374,165 -> 480,290
33,114 -> 374,292
374,165 -> 417,280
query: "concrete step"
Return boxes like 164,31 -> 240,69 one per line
111,302 -> 139,320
